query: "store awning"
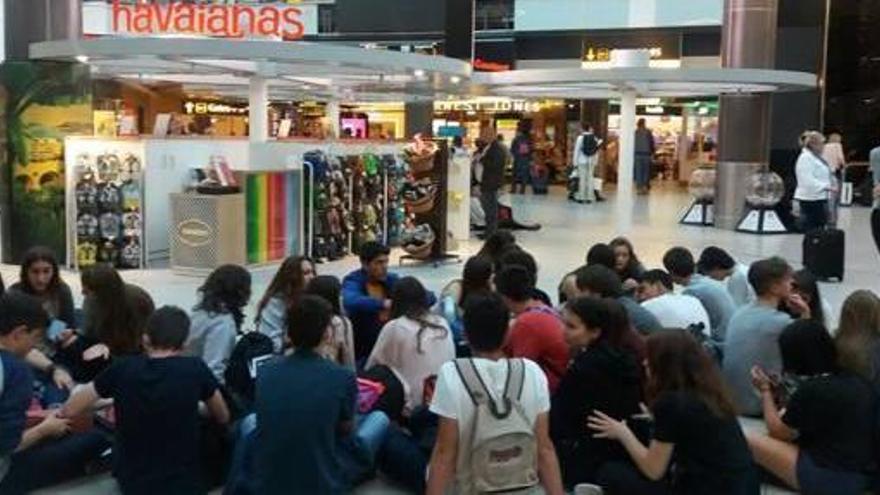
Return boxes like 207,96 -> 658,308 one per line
474,67 -> 817,99
30,37 -> 473,102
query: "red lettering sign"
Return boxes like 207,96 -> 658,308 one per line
112,0 -> 305,40
473,58 -> 511,72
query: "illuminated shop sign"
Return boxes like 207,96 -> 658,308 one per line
473,58 -> 511,72
435,100 -> 543,113
184,101 -> 249,116
110,0 -> 306,39
583,46 -> 664,62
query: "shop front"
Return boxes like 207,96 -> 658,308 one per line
7,0 -> 471,268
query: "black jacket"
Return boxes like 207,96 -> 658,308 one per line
551,342 -> 643,487
480,140 -> 506,192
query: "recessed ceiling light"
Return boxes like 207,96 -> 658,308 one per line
75,55 -> 89,63
413,69 -> 426,78
450,76 -> 461,84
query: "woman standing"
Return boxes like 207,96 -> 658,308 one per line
188,264 -> 252,384
367,277 -> 453,414
795,131 -> 834,231
822,133 -> 846,225
304,275 -> 355,369
747,320 -> 874,495
551,297 -> 642,488
588,330 -> 756,495
255,256 -> 316,353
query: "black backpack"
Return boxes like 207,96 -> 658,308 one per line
581,133 -> 599,156
225,332 -> 276,412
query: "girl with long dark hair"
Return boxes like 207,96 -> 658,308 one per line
11,246 -> 75,327
438,256 -> 493,349
367,276 -> 453,414
304,275 -> 355,369
551,297 -> 643,488
187,264 -> 251,383
786,269 -> 830,326
81,263 -> 154,358
255,256 -> 316,353
835,290 -> 880,386
609,237 -> 644,293
588,330 -> 756,495
748,320 -> 875,495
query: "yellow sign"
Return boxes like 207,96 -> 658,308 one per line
584,46 -> 664,62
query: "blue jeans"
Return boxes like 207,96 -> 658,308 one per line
634,153 -> 652,188
34,370 -> 70,408
225,412 -> 389,495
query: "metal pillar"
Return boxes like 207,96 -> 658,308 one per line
618,90 -> 637,200
715,0 -> 779,230
249,77 -> 269,143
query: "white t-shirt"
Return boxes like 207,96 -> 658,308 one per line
430,358 -> 550,491
641,293 -> 712,336
367,314 -> 454,413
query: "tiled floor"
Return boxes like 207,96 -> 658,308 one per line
24,183 -> 875,494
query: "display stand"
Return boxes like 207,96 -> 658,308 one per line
680,199 -> 714,226
400,139 -> 460,267
170,193 -> 246,274
65,138 -> 147,270
736,208 -> 788,234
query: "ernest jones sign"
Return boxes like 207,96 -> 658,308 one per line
110,0 -> 306,39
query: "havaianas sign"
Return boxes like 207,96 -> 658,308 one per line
111,0 -> 307,40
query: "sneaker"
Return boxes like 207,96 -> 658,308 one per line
574,484 -> 604,495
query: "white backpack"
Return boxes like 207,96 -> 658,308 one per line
455,358 -> 539,493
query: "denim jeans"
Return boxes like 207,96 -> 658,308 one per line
34,369 -> 70,408
0,431 -> 110,495
225,411 -> 390,495
634,153 -> 652,188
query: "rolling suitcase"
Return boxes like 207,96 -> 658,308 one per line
802,228 -> 845,281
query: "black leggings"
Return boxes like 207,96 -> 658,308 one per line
800,199 -> 828,232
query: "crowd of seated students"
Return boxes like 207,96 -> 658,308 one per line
2,233 -> 880,495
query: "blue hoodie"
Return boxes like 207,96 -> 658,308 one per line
342,269 -> 435,362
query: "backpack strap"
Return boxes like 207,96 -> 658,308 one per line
454,358 -> 489,406
503,358 -> 525,403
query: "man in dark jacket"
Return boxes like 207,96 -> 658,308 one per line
479,128 -> 506,237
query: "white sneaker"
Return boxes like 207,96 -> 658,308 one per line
574,484 -> 604,495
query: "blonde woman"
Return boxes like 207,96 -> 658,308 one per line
835,290 -> 880,386
795,131 -> 834,231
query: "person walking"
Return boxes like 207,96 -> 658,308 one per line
634,119 -> 655,195
479,127 -> 505,238
511,124 -> 533,194
572,123 -> 603,204
794,131 -> 834,232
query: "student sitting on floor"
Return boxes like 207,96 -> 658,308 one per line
609,237 -> 645,295
497,247 -> 555,307
747,320 -> 875,495
253,295 -> 390,494
663,247 -> 737,341
835,290 -> 880,387
587,330 -> 757,495
788,269 -> 833,327
367,277 -> 454,416
187,264 -> 252,384
697,246 -> 754,307
637,269 -> 711,336
0,293 -> 110,495
64,306 -> 230,495
551,297 -> 643,489
574,264 -> 661,338
254,256 -> 316,353
495,265 -> 569,394
304,275 -> 356,369
436,256 -> 494,353
723,257 -> 811,416
426,292 -> 565,495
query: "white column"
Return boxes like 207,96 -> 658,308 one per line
249,77 -> 269,143
326,101 -> 341,139
617,89 -> 637,199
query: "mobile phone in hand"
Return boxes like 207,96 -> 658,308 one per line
46,319 -> 67,343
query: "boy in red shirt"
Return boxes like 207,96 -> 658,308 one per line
495,265 -> 569,393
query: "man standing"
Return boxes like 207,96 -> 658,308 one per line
871,143 -> 880,257
479,127 -> 506,238
572,123 -> 602,203
634,118 -> 655,195
511,125 -> 533,194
